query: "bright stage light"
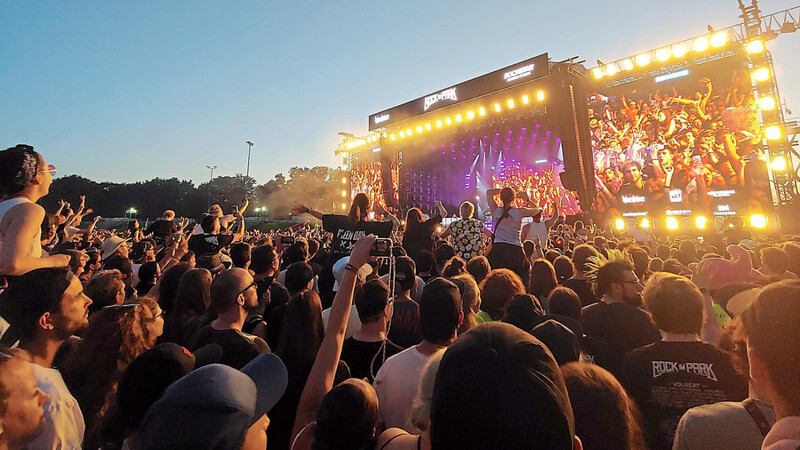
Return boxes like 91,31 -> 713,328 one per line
615,218 -> 625,230
605,65 -> 617,76
672,44 -> 687,57
711,32 -> 727,47
759,96 -> 776,111
341,190 -> 347,197
635,54 -> 650,67
467,110 -> 475,119
399,131 -> 405,138
445,117 -> 452,125
507,99 -> 515,109
536,90 -> 545,101
772,156 -> 787,171
522,95 -> 530,104
593,67 -> 604,79
754,67 -> 770,82
341,203 -> 346,209
693,37 -> 709,52
426,123 -> 432,131
695,216 -> 708,229
640,218 -> 650,228
765,125 -> 782,140
475,195 -> 480,200
436,120 -> 443,128
390,134 -> 396,140
656,48 -> 671,62
478,107 -> 486,116
747,40 -> 765,54
455,114 -> 463,122
407,128 -> 413,136
342,177 -> 347,184
665,216 -> 679,231
750,214 -> 767,229
494,103 -> 501,112
622,59 -> 634,71
416,126 -> 423,133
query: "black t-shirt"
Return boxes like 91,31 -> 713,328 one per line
387,299 -> 421,349
580,301 -> 661,374
561,278 -> 598,307
402,215 -> 442,261
188,233 -> 235,256
340,337 -> 401,383
189,325 -> 269,369
145,219 -> 178,243
322,215 -> 393,256
622,341 -> 748,450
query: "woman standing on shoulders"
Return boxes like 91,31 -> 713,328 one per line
486,187 -> 539,279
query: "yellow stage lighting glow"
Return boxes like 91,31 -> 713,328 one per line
507,99 -> 515,109
672,44 -> 687,57
478,107 -> 486,116
425,123 -> 432,131
445,117 -> 452,125
455,114 -> 463,122
593,67 -> 604,79
765,125 -> 782,140
759,96 -> 776,111
693,37 -> 709,52
416,125 -> 423,133
656,48 -> 671,62
666,216 -> 679,231
341,203 -> 347,209
615,218 -> 625,230
342,177 -> 347,184
711,32 -> 727,47
695,216 -> 708,229
407,129 -> 413,136
390,134 -> 396,140
536,90 -> 545,101
772,156 -> 787,171
622,59 -> 634,71
747,40 -> 765,54
754,67 -> 770,82
635,54 -> 650,67
467,110 -> 475,119
605,65 -> 618,75
436,120 -> 443,128
494,103 -> 502,112
640,218 -> 650,228
522,95 -> 530,104
750,214 -> 767,229
341,190 -> 347,197
399,131 -> 405,138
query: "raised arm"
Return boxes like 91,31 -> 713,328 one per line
292,235 -> 377,440
486,188 -> 501,212
292,204 -> 325,221
434,200 -> 447,218
373,202 -> 400,231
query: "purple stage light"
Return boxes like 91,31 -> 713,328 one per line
521,127 -> 526,131
461,140 -> 465,144
536,123 -> 540,127
483,135 -> 488,139
441,151 -> 446,155
532,134 -> 537,137
506,138 -> 511,142
542,141 -> 547,144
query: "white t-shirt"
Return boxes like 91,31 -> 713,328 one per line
322,307 -> 362,340
29,363 -> 85,450
373,346 -> 435,431
525,221 -> 549,248
491,208 -> 523,246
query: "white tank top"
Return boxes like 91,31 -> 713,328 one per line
491,208 -> 523,246
0,197 -> 43,260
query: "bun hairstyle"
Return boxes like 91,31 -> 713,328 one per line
0,144 -> 40,197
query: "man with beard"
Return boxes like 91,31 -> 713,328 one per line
0,268 -> 93,449
580,251 -> 661,375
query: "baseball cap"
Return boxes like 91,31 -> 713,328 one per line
332,256 -> 373,291
394,256 -> 416,292
101,235 -> 126,261
502,294 -> 545,332
726,287 -> 763,317
418,278 -> 462,324
0,268 -> 74,345
135,352 -> 288,449
531,319 -> 581,366
431,322 -> 574,450
197,253 -> 225,274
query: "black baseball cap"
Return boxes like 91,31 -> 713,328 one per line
418,278 -> 462,324
0,268 -> 74,345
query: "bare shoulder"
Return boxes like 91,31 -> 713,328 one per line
376,428 -> 415,449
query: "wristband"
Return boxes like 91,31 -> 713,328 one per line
344,263 -> 359,275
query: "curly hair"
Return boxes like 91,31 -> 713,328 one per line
479,268 -> 526,320
0,145 -> 40,197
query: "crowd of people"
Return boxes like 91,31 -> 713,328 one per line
1,143 -> 799,449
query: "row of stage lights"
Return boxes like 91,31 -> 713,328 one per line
591,31 -> 785,144
614,214 -> 769,232
344,91 -> 547,150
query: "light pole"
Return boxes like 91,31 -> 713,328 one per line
245,141 -> 253,179
206,165 -> 217,208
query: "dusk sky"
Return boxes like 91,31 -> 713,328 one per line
2,1 -> 798,186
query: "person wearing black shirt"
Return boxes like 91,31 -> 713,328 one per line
340,279 -> 401,382
387,256 -> 422,349
562,244 -> 600,307
402,201 -> 446,262
622,272 -> 747,450
187,214 -> 244,256
144,210 -> 178,245
580,252 -> 660,375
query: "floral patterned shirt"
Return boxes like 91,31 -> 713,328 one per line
447,218 -> 486,261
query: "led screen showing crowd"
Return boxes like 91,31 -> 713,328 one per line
350,152 -> 399,210
588,51 -> 772,223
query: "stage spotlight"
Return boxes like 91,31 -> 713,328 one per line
622,59 -> 634,70
747,40 -> 765,54
750,214 -> 767,229
711,32 -> 727,47
341,190 -> 347,197
665,216 -> 679,231
635,54 -> 650,67
765,125 -> 782,140
445,117 -> 452,125
759,96 -> 776,111
693,37 -> 709,52
390,134 -> 396,140
772,156 -> 787,171
478,107 -> 486,116
605,65 -> 617,76
426,123 -> 432,131
475,195 -> 480,200
640,218 -> 651,228
522,94 -> 530,104
399,131 -> 405,138
536,90 -> 545,101
436,120 -> 443,128
592,67 -> 604,79
656,48 -> 671,62
672,44 -> 687,57
695,216 -> 708,229
754,67 -> 770,82
615,218 -> 625,230
341,203 -> 346,209
455,114 -> 463,122
407,128 -> 413,136
494,103 -> 502,112
342,177 -> 347,184
507,99 -> 515,109
467,110 -> 475,119
417,125 -> 423,133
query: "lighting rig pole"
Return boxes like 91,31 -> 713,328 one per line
246,141 -> 254,179
206,165 -> 217,208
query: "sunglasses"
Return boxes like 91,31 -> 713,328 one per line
40,164 -> 57,176
237,281 -> 257,296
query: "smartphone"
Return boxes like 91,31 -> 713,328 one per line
280,235 -> 295,245
370,238 -> 392,257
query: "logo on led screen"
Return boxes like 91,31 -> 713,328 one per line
504,64 -> 535,82
424,88 -> 458,110
374,114 -> 389,124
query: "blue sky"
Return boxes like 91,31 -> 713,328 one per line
2,0 -> 798,185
